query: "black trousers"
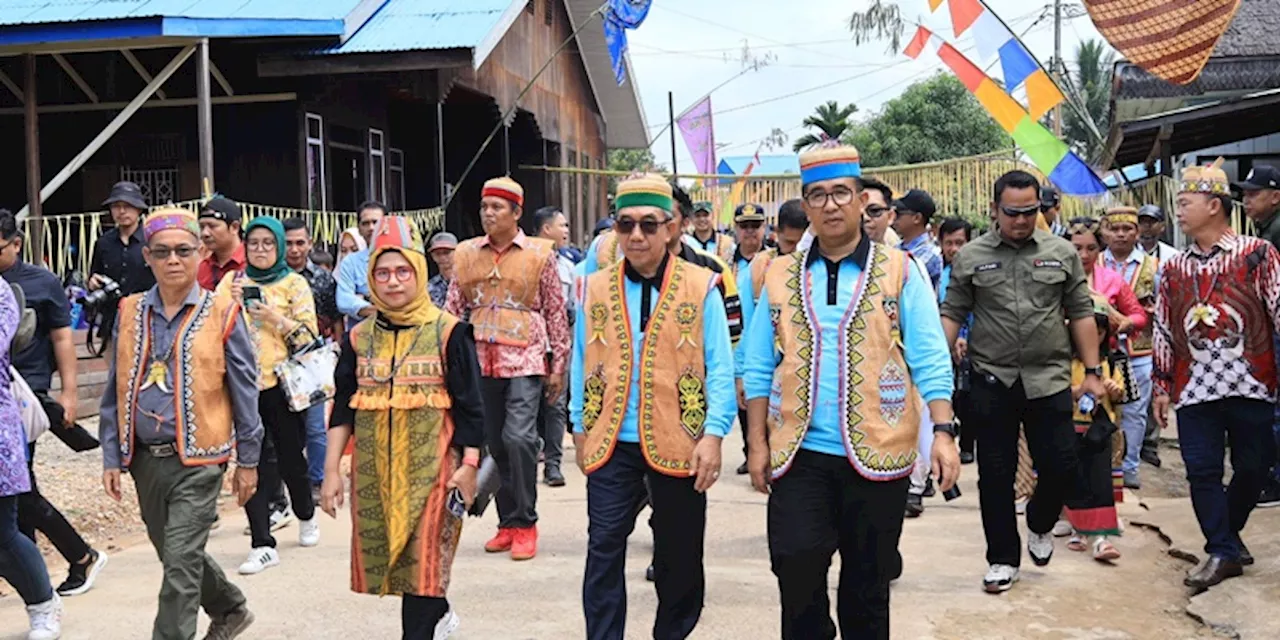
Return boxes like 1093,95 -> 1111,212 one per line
768,450 -> 908,640
245,386 -> 315,548
971,374 -> 1088,567
954,389 -> 977,455
584,443 -> 706,640
18,441 -> 90,565
402,594 -> 448,640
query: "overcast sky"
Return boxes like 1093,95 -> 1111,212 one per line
625,0 -> 1107,172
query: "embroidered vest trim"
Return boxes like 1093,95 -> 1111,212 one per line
749,248 -> 778,301
1126,255 -> 1158,356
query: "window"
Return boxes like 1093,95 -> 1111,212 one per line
544,0 -> 554,25
389,148 -> 405,211
369,128 -> 386,206
305,113 -> 326,211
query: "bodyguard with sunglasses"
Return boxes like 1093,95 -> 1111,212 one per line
940,169 -> 1105,594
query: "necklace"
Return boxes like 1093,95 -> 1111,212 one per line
364,321 -> 430,384
140,305 -> 192,393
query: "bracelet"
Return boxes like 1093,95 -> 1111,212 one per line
462,452 -> 481,468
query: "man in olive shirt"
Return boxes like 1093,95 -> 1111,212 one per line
940,170 -> 1105,594
1238,165 -> 1280,508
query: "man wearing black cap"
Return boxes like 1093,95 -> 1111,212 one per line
731,203 -> 766,474
1137,205 -> 1177,269
1039,186 -> 1067,237
197,197 -> 246,291
1239,164 -> 1280,508
88,182 -> 156,348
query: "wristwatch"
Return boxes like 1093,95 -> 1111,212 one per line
932,421 -> 957,437
1084,365 -> 1104,378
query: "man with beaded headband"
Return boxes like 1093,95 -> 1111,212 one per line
570,174 -> 735,640
445,176 -> 570,561
742,144 -> 958,638
1152,158 -> 1280,590
99,206 -> 264,639
1100,205 -> 1160,490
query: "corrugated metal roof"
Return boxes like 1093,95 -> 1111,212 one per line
315,0 -> 511,55
0,0 -> 362,26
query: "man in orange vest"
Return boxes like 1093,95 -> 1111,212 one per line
99,206 -> 263,639
571,174 -> 734,639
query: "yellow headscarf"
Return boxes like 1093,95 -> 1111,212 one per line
366,217 -> 441,327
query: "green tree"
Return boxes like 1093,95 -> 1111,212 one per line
793,101 -> 859,152
843,73 -> 1009,167
606,148 -> 666,192
1064,39 -> 1114,161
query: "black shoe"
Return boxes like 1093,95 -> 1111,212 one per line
959,451 -> 975,465
1257,480 -> 1280,508
736,461 -> 749,475
888,551 -> 903,582
1140,449 -> 1162,468
922,478 -> 936,498
1237,541 -> 1254,566
645,564 -> 655,582
1183,555 -> 1243,590
544,467 -> 566,487
904,494 -> 924,518
57,548 -> 108,596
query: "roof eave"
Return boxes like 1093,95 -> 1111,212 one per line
474,0 -> 527,70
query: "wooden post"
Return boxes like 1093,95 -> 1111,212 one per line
196,38 -> 215,197
436,102 -> 447,206
23,54 -> 43,265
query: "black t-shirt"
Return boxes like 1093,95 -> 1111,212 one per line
90,226 -> 155,296
3,261 -> 71,392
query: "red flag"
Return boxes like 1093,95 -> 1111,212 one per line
949,0 -> 984,37
904,25 -> 933,59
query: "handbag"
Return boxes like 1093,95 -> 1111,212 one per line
275,325 -> 337,413
35,391 -> 100,452
13,367 -> 49,444
1108,348 -> 1140,405
1082,407 -> 1119,451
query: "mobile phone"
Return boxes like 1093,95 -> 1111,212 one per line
1078,393 -> 1097,415
446,488 -> 467,518
943,484 -> 962,501
242,285 -> 262,304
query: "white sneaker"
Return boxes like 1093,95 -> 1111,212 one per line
1051,519 -> 1073,537
434,608 -> 460,640
298,517 -> 320,547
242,506 -> 294,536
26,592 -> 62,640
983,564 -> 1019,593
237,547 -> 280,575
1028,531 -> 1054,566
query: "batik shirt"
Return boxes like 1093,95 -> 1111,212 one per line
898,233 -> 943,291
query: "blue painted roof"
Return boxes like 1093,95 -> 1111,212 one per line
0,0 -> 360,25
717,154 -> 800,176
315,0 -> 511,55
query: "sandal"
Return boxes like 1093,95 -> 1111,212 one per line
1092,537 -> 1121,562
1066,535 -> 1086,552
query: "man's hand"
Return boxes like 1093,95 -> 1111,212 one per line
87,274 -> 105,291
1153,395 -> 1170,429
736,379 -> 746,411
544,373 -> 564,402
573,432 -> 587,474
747,440 -> 771,495
320,470 -> 344,518
931,433 -> 961,492
233,467 -> 258,507
447,463 -> 479,508
690,435 -> 723,493
59,391 -> 78,427
954,337 -> 968,360
229,277 -> 244,301
103,469 -> 122,501
1080,372 -> 1106,401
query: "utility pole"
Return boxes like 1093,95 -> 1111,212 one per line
1052,0 -> 1063,137
668,91 -> 678,175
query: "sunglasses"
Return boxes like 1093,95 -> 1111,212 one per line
736,221 -> 763,230
864,204 -> 891,218
615,218 -> 664,236
373,266 -> 415,283
999,204 -> 1041,218
148,245 -> 199,260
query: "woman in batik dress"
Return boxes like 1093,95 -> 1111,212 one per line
321,217 -> 486,640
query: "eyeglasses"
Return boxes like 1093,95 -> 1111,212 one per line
864,205 -> 891,219
246,239 -> 277,251
805,187 -> 856,209
373,266 -> 415,283
149,245 -> 199,260
736,221 -> 763,230
999,204 -> 1041,218
615,217 -> 664,236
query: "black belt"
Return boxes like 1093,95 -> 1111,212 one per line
141,442 -> 178,458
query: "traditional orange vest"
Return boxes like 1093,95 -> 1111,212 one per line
747,247 -> 778,301
452,234 -> 555,347
579,259 -> 719,477
115,290 -> 240,467
763,242 -> 920,481
1125,254 -> 1158,357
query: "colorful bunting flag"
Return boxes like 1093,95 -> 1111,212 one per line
928,0 -> 944,11
676,96 -> 716,175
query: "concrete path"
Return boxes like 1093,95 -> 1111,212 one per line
0,434 -> 1226,639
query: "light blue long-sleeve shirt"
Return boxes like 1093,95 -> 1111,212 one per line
733,255 -> 755,380
742,244 -> 953,457
336,247 -> 372,321
581,234 -> 606,278
570,266 -> 736,443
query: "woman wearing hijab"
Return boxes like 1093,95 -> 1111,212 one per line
321,217 -> 485,640
217,216 -> 321,575
337,227 -> 366,270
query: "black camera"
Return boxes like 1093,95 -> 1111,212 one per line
80,276 -> 122,309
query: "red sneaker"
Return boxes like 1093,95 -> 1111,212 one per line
484,528 -> 515,553
511,526 -> 538,561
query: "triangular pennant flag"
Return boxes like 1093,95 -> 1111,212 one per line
1024,69 -> 1065,120
937,43 -> 986,91
904,25 -> 933,59
929,0 -> 944,10
948,0 -> 984,37
970,10 -> 1009,62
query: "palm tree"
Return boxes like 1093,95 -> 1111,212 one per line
1064,39 -> 1115,161
793,101 -> 859,152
